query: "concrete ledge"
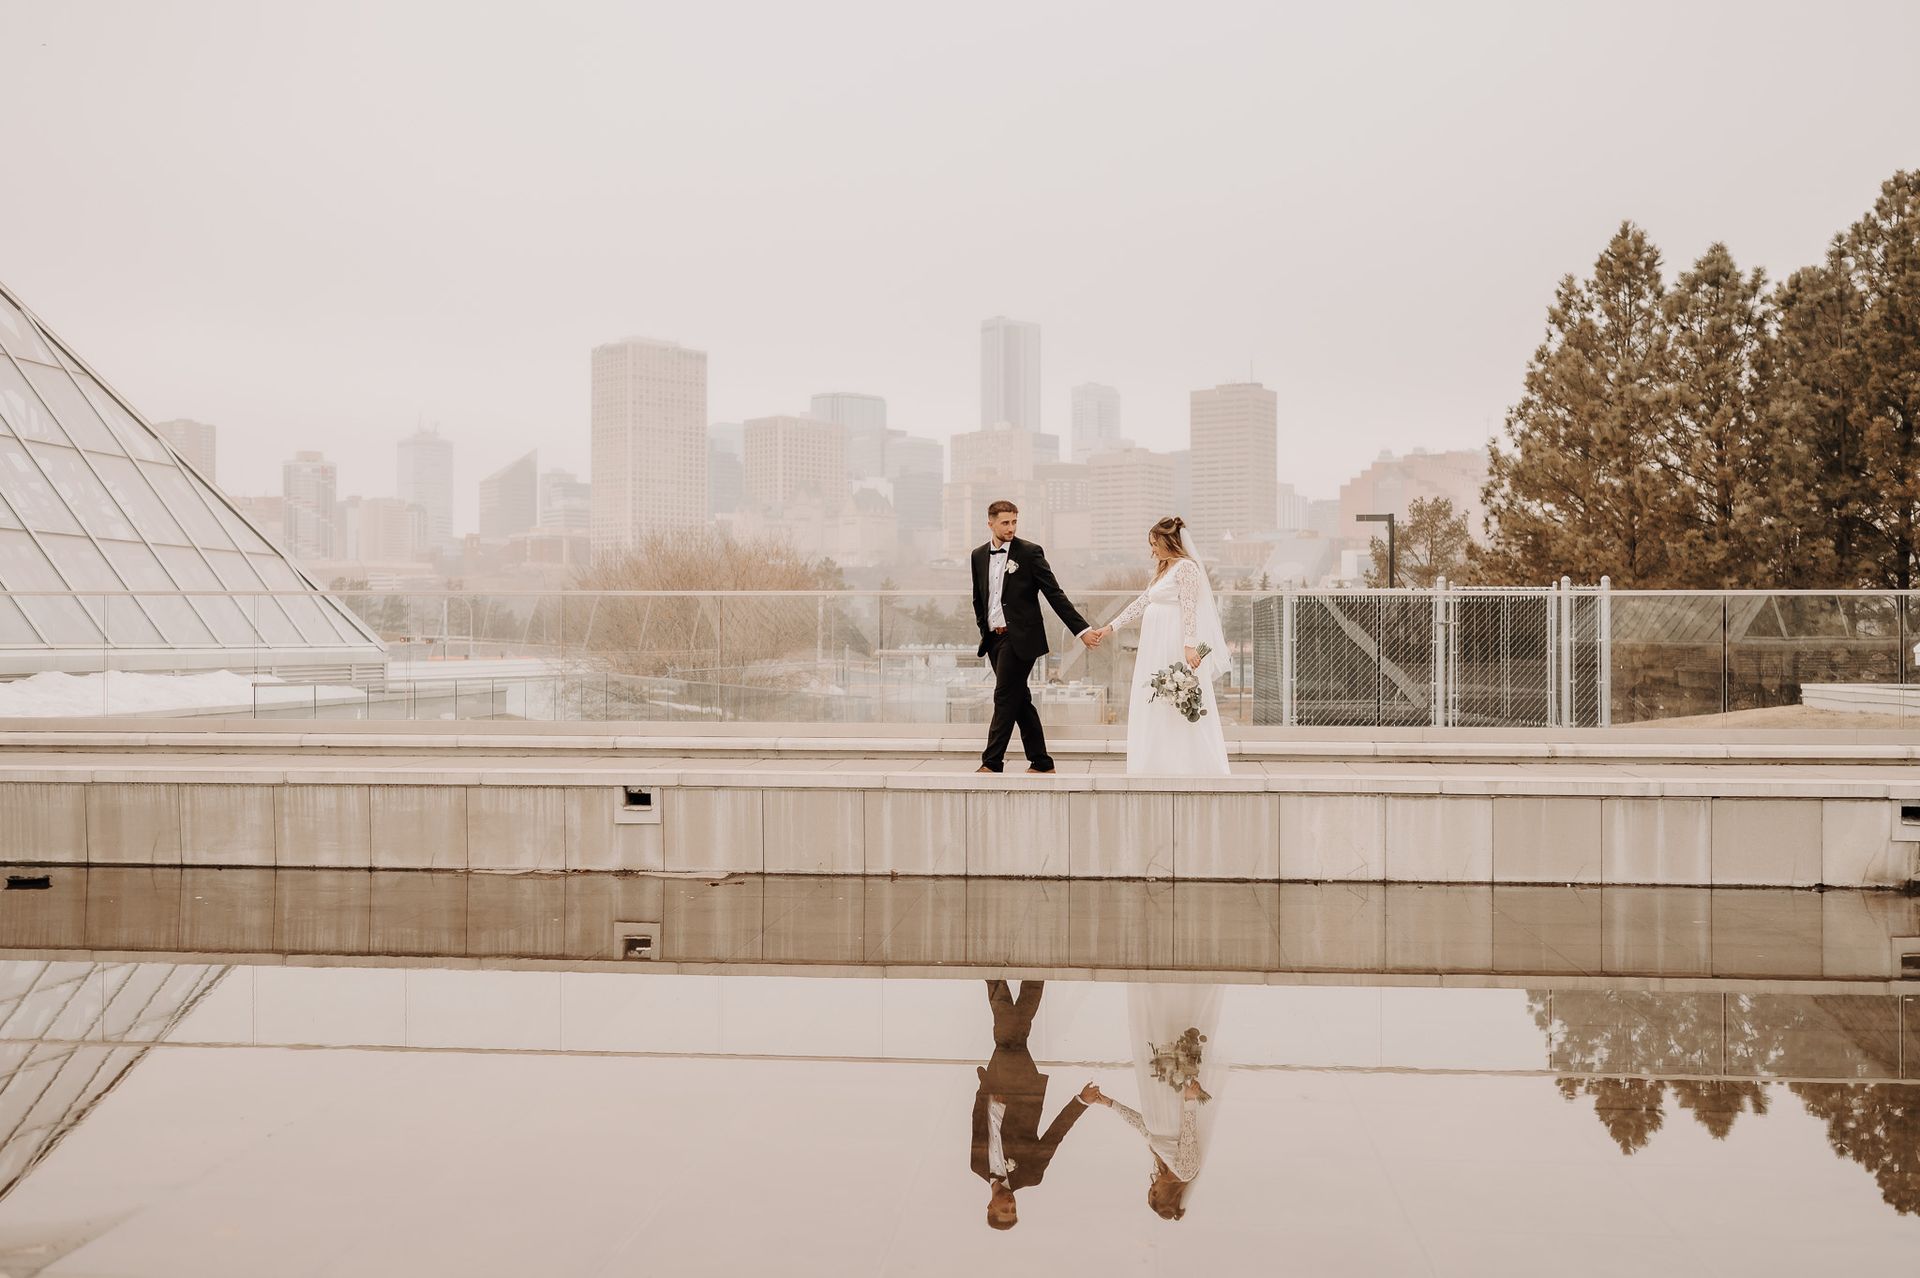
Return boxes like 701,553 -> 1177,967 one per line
4,869 -> 1916,989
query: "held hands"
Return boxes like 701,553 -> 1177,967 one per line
1080,627 -> 1108,649
1079,1082 -> 1107,1106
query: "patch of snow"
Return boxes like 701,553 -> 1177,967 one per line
0,670 -> 360,718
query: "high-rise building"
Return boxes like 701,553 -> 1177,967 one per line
335,495 -> 427,563
478,450 -> 538,539
153,418 -> 217,481
884,431 -> 944,536
282,451 -> 337,561
950,422 -> 1042,484
943,477 -> 1049,561
980,315 -> 1041,430
743,415 -> 847,512
707,422 -> 744,519
591,336 -> 708,555
1276,482 -> 1313,531
1089,445 -> 1177,557
1169,449 -> 1192,520
809,392 -> 888,482
539,469 -> 591,531
1189,382 -> 1278,545
1070,383 -> 1124,463
397,427 -> 455,553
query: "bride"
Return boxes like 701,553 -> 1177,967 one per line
1084,516 -> 1231,776
1078,983 -> 1227,1222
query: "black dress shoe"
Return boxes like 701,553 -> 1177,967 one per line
1026,766 -> 1056,774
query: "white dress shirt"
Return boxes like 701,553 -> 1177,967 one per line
986,541 -> 1011,630
987,1096 -> 1014,1180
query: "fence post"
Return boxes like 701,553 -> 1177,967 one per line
1597,576 -> 1612,727
1545,580 -> 1559,727
1281,586 -> 1296,727
1430,576 -> 1447,727
1559,575 -> 1574,727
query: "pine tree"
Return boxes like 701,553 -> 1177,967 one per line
1661,244 -> 1776,585
1480,223 -> 1682,585
1362,496 -> 1471,587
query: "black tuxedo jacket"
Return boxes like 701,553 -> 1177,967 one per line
971,537 -> 1091,662
969,1047 -> 1087,1191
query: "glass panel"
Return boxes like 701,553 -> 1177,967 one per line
247,553 -> 302,589
101,540 -> 216,645
195,475 -> 270,551
0,528 -> 102,644
323,599 -> 373,643
0,293 -> 56,363
1608,593 -> 1725,723
101,593 -> 164,646
1727,594 -> 1902,713
139,462 -> 231,548
40,533 -> 118,589
0,488 -> 18,530
17,361 -> 121,453
0,594 -> 39,644
0,357 -> 72,445
278,593 -> 340,644
155,545 -> 257,645
73,372 -> 169,462
251,596 -> 303,646
205,549 -> 263,590
91,454 -> 188,544
26,444 -> 137,540
0,437 -> 81,533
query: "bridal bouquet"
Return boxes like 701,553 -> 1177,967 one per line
1144,643 -> 1211,722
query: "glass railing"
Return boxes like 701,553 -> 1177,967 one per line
0,588 -> 1914,727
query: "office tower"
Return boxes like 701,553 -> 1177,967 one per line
1276,482 -> 1313,531
478,450 -> 538,539
335,495 -> 428,563
539,469 -> 591,531
397,426 -> 455,552
590,336 -> 708,554
743,414 -> 847,512
950,422 -> 1041,483
1089,445 -> 1176,556
1070,383 -> 1124,462
980,315 -> 1041,430
809,392 -> 888,482
1308,498 -> 1344,538
282,451 -> 337,561
1189,382 -> 1278,544
884,431 -> 944,536
1169,449 -> 1192,520
942,477 -> 1049,560
153,418 -> 217,481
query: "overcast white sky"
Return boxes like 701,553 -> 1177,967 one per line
2,0 -> 1914,532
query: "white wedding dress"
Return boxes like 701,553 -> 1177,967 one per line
1103,557 -> 1230,777
1102,984 -> 1227,1194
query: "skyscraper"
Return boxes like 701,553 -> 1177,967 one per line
539,468 -> 591,531
478,450 -> 538,539
809,392 -> 888,481
281,450 -> 337,561
708,423 -> 745,519
591,336 -> 708,555
1089,445 -> 1176,557
743,415 -> 847,512
153,418 -> 217,481
1189,383 -> 1278,545
397,426 -> 454,553
980,315 -> 1041,430
1070,383 -> 1124,462
884,431 -> 944,537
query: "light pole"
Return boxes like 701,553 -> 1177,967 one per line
1357,513 -> 1397,587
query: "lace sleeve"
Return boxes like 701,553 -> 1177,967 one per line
1168,1099 -> 1200,1180
1176,560 -> 1201,645
1104,1098 -> 1153,1143
1104,587 -> 1150,633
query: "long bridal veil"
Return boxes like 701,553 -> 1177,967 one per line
1177,527 -> 1230,683
1129,983 -> 1228,1210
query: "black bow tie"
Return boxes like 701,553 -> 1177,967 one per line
989,547 -> 1008,555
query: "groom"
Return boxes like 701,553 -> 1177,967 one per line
971,500 -> 1099,774
971,980 -> 1088,1230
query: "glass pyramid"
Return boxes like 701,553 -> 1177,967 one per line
0,280 -> 385,676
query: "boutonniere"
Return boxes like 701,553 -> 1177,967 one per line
1005,559 -> 1020,574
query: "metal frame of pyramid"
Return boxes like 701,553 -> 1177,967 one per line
0,281 -> 386,681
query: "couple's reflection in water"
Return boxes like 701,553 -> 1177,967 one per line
971,979 -> 1223,1228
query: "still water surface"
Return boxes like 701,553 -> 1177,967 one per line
0,961 -> 1914,1276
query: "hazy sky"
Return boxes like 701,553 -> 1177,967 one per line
3,0 -> 1915,531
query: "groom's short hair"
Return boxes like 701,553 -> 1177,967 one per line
987,500 -> 1018,518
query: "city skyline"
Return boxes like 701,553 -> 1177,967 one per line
7,2 -> 1913,533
